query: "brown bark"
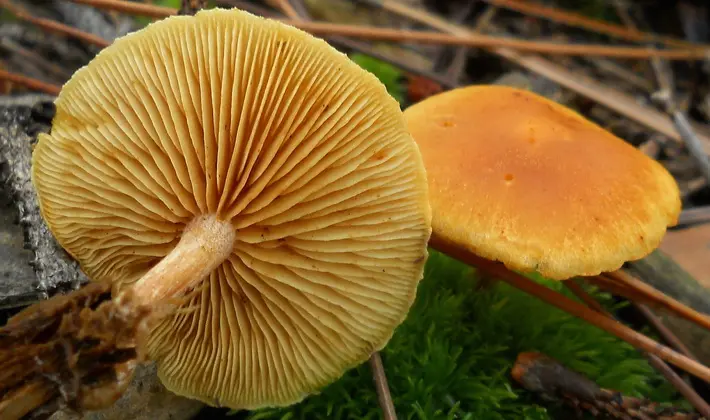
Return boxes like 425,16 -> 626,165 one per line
512,352 -> 703,420
0,282 -> 157,419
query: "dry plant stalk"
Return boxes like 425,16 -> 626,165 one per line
430,234 -> 710,384
68,0 -> 176,18
48,0 -> 710,60
357,0 -> 710,154
564,281 -> 710,418
369,353 -> 397,420
286,21 -> 709,60
263,0 -> 301,20
0,69 -> 60,95
0,282 -> 161,420
0,0 -> 110,47
635,304 -> 698,360
4,1 -> 710,415
586,273 -> 710,332
481,0 -> 705,50
512,352 -> 703,419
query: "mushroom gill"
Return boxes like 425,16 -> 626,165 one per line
32,8 -> 432,410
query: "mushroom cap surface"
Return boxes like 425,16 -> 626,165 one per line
31,8 -> 431,409
403,85 -> 680,280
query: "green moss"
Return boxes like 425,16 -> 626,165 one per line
235,251 -> 682,419
349,53 -> 405,105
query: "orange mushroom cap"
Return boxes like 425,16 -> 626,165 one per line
404,85 -> 680,280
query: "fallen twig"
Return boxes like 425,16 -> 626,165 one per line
512,352 -> 703,419
583,56 -> 655,93
671,110 -> 710,183
0,69 -> 60,95
226,21 -> 710,60
430,233 -> 710,385
369,353 -> 397,420
346,0 -> 710,154
586,271 -> 710,333
641,26 -> 710,185
442,2 -> 495,87
263,0 -> 300,20
68,0 -> 175,18
481,0 -> 707,50
564,280 -> 710,418
635,303 -> 698,360
0,38 -> 72,81
35,0 -> 710,61
0,0 -> 110,48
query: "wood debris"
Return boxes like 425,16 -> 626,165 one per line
512,352 -> 704,420
1,0 -> 710,418
0,282 -> 156,419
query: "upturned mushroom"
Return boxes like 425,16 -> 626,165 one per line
403,84 -> 680,281
31,8 -> 432,410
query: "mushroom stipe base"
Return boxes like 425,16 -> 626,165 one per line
128,215 -> 235,306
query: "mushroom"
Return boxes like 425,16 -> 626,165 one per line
403,84 -> 680,281
401,84 -> 710,383
31,8 -> 432,410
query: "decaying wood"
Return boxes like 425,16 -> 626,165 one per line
48,363 -> 204,420
0,97 -> 89,303
627,251 -> 710,322
512,352 -> 703,419
0,282 -> 155,420
0,97 -> 203,419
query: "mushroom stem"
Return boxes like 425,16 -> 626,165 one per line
129,214 -> 235,306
